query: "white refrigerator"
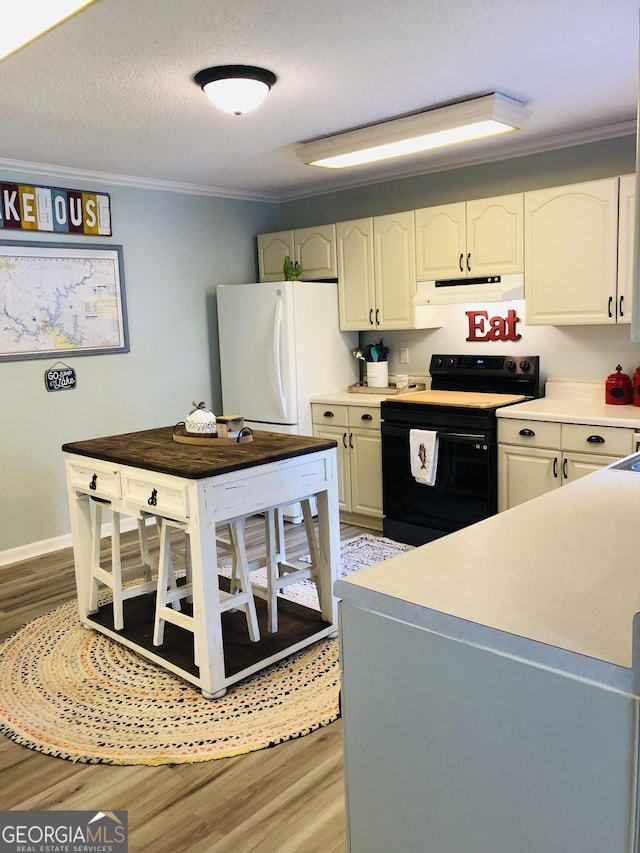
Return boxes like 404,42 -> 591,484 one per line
216,280 -> 358,521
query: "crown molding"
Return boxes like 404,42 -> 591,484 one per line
0,157 -> 281,202
0,119 -> 635,205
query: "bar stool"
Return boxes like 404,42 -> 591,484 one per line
88,498 -> 159,631
153,517 -> 260,664
237,500 -> 320,634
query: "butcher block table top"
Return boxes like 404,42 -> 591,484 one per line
62,425 -> 337,479
388,390 -> 526,408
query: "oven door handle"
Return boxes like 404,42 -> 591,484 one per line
440,432 -> 489,442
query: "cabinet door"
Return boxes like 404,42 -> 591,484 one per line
312,423 -> 351,512
257,230 -> 294,282
336,218 -> 376,331
466,194 -> 523,276
294,224 -> 337,279
563,452 -> 619,484
415,202 -> 466,280
373,211 -> 416,330
617,174 -> 635,325
498,445 -> 560,511
350,428 -> 382,518
524,178 -> 618,325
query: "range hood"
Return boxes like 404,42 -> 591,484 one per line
414,274 -> 524,306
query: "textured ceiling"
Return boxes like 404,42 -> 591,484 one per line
0,0 -> 637,200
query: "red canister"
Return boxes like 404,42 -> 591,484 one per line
633,366 -> 640,407
605,364 -> 632,405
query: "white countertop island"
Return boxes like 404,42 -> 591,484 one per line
337,458 -> 640,853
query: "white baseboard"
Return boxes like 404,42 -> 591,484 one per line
0,517 -> 141,568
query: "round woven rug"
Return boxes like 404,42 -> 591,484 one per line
0,534 -> 410,766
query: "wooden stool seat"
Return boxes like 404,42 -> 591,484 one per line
236,500 -> 320,634
153,517 -> 260,664
89,498 -> 159,631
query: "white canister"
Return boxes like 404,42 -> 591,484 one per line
366,361 -> 389,388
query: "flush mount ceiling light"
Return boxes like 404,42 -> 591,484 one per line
0,0 -> 97,61
296,93 -> 531,169
194,65 -> 277,116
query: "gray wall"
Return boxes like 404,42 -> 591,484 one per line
0,168 -> 278,555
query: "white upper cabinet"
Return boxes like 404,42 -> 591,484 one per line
524,178 -> 619,325
373,211 -> 416,330
294,224 -> 337,280
415,194 -> 523,280
257,224 -> 337,281
336,217 -> 375,330
257,230 -> 294,281
617,174 -> 635,325
337,211 -> 437,331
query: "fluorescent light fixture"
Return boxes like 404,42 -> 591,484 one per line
194,65 -> 277,115
0,0 -> 97,62
296,93 -> 531,169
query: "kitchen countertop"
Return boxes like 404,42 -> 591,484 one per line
310,390 -> 395,406
335,457 -> 640,694
497,396 -> 640,427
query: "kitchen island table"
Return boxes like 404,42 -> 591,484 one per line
62,426 -> 339,699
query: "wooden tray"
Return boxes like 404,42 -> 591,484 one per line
348,383 -> 425,395
172,423 -> 253,445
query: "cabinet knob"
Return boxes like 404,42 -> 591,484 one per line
369,308 -> 374,326
619,295 -> 625,318
519,428 -> 535,437
562,458 -> 568,479
553,457 -> 559,478
459,253 -> 464,273
466,252 -> 471,273
608,296 -> 613,318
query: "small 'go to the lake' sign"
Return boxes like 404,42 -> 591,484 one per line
44,363 -> 77,392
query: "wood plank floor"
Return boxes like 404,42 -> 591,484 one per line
0,517 -> 369,853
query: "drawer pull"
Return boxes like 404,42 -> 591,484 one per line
519,428 -> 535,437
323,410 -> 335,418
586,435 -> 605,444
343,432 -> 348,448
361,413 -> 373,421
89,473 -> 98,490
369,308 -> 374,326
553,457 -> 558,478
562,458 -> 568,479
147,488 -> 158,507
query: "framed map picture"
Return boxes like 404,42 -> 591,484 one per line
0,240 -> 129,361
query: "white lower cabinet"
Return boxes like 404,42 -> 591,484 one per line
498,418 -> 635,510
311,402 -> 382,527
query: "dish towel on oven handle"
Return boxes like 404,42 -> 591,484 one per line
409,429 -> 439,486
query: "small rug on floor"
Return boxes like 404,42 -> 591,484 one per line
0,534 -> 411,765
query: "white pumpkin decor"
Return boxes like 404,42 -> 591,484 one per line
185,400 -> 217,434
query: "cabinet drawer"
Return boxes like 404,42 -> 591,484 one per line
561,423 -> 634,456
67,460 -> 121,500
312,403 -> 348,427
497,419 -> 561,448
122,474 -> 190,520
348,405 -> 380,430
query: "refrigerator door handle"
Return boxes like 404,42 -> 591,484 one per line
273,297 -> 287,418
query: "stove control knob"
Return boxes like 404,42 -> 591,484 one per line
505,359 -> 516,371
445,357 -> 455,368
433,357 -> 444,368
519,360 -> 531,372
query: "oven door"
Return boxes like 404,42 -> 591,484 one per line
381,423 -> 496,546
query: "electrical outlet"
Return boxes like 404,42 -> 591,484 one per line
399,347 -> 409,364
